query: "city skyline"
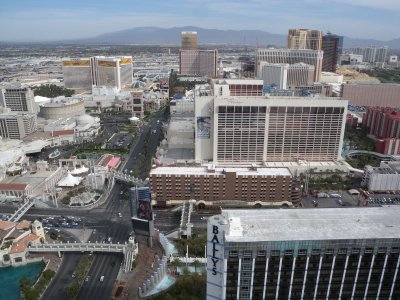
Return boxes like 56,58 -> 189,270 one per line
0,0 -> 399,42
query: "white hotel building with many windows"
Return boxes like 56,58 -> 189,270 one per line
194,80 -> 347,165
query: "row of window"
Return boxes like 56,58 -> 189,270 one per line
228,247 -> 400,258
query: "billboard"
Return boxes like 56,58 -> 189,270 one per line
129,187 -> 154,237
129,187 -> 153,221
197,116 -> 211,139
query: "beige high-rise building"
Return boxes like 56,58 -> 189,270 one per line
288,29 -> 323,51
181,31 -> 198,50
0,84 -> 37,114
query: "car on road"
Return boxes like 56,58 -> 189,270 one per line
85,276 -> 90,282
72,272 -> 76,278
100,275 -> 104,282
118,212 -> 122,217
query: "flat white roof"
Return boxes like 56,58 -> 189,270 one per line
212,207 -> 400,243
150,166 -> 291,176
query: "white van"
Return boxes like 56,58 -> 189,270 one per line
100,275 -> 104,282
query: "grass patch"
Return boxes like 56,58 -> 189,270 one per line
20,269 -> 56,300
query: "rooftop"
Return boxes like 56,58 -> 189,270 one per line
211,206 -> 400,243
0,183 -> 28,191
9,233 -> 40,254
151,166 -> 292,176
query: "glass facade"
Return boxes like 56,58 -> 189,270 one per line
219,239 -> 400,300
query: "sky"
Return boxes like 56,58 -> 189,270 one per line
0,0 -> 399,42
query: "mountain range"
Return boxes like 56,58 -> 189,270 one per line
3,26 -> 400,49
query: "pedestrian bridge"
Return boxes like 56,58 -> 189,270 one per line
8,199 -> 35,222
179,200 -> 195,238
112,171 -> 147,185
28,237 -> 138,272
343,150 -> 393,160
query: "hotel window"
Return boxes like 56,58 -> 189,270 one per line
312,249 -> 321,255
271,250 -> 280,256
298,249 -> 307,255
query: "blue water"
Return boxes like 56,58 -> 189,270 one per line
0,261 -> 45,300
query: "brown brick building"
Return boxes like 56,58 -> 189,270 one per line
150,166 -> 301,208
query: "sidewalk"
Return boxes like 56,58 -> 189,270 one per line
114,235 -> 165,300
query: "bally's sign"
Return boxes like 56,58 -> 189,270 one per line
211,225 -> 220,275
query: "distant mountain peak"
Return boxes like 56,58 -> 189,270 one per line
3,26 -> 399,48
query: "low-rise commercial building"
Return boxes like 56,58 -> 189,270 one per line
150,165 -> 301,207
362,161 -> 400,192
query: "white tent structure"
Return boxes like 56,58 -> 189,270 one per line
129,116 -> 140,122
70,166 -> 89,175
57,171 -> 83,187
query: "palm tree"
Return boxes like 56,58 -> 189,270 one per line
193,259 -> 201,273
171,258 -> 180,274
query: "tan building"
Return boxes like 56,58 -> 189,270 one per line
181,31 -> 198,50
342,83 -> 400,107
288,29 -> 323,50
150,166 -> 301,208
179,50 -> 218,78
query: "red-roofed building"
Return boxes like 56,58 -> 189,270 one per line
1,219 -> 44,265
96,154 -> 121,171
50,129 -> 76,146
0,183 -> 32,198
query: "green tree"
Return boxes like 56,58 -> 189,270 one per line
170,258 -> 180,272
33,84 -> 75,97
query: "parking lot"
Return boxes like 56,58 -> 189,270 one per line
366,195 -> 400,206
301,191 -> 359,208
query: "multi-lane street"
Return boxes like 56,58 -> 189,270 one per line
0,108 -> 204,300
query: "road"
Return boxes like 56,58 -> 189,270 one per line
0,108 -> 183,300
